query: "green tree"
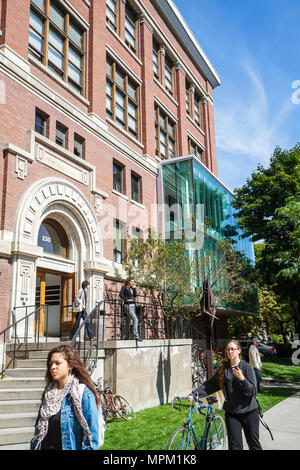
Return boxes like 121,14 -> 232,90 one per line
232,144 -> 300,334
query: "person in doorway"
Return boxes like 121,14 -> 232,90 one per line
249,338 -> 263,393
187,339 -> 262,450
70,280 -> 94,340
119,277 -> 142,342
30,345 -> 101,450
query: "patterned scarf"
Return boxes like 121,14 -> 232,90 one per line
31,375 -> 92,450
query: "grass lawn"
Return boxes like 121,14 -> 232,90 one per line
262,356 -> 300,382
100,358 -> 300,451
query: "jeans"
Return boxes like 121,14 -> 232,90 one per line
225,408 -> 263,450
254,368 -> 262,393
124,303 -> 139,339
70,309 -> 93,340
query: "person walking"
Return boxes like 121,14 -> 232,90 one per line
70,280 -> 94,340
30,345 -> 102,450
119,277 -> 142,342
188,339 -> 262,450
249,338 -> 262,393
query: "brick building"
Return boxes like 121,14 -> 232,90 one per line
0,0 -> 245,341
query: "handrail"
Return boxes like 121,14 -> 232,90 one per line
70,300 -> 105,374
0,304 -> 49,377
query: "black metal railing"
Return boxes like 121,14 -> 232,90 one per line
0,304 -> 49,377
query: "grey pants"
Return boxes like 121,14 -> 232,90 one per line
125,304 -> 139,339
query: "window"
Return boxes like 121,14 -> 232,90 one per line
155,106 -> 176,160
194,93 -> 203,128
74,133 -> 85,158
106,0 -> 119,33
131,172 -> 141,203
186,81 -> 191,116
29,0 -> 86,95
35,108 -> 49,136
165,55 -> 174,95
106,57 -> 139,139
125,3 -> 138,54
56,122 -> 68,148
113,160 -> 125,194
113,219 -> 126,263
153,40 -> 160,79
188,137 -> 204,162
38,218 -> 69,257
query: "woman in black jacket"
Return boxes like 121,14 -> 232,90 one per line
188,339 -> 262,450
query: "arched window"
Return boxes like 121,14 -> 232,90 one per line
38,218 -> 69,258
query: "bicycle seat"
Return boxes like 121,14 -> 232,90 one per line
206,396 -> 218,405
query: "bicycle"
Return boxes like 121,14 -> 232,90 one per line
94,378 -> 135,422
167,395 -> 227,450
191,344 -> 207,390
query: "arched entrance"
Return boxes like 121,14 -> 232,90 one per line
12,178 -> 104,339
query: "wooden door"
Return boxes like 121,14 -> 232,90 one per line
36,269 -> 46,335
60,273 -> 76,333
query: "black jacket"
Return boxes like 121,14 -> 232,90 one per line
119,286 -> 137,304
192,360 -> 258,415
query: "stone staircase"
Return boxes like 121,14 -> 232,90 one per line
0,342 -> 63,450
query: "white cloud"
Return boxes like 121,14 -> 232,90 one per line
214,60 -> 293,168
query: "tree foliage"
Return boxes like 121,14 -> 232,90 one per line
232,144 -> 300,333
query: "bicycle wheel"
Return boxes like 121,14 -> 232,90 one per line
84,344 -> 97,376
167,426 -> 195,450
205,415 -> 227,450
113,395 -> 135,420
100,393 -> 115,420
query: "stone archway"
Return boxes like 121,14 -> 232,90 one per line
11,178 -> 105,336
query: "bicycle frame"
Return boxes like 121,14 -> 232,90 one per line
172,397 -> 224,450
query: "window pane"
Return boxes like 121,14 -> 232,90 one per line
69,21 -> 83,48
32,0 -> 44,11
116,89 -> 125,107
68,62 -> 81,84
116,105 -> 125,122
107,0 -> 116,13
49,1 -> 65,31
128,80 -> 137,101
128,100 -> 137,118
30,10 -> 44,35
115,69 -> 125,89
68,46 -> 81,69
29,29 -> 43,53
48,46 -> 64,70
106,60 -> 113,78
49,28 -> 64,53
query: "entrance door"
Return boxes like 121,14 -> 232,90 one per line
60,273 -> 76,334
36,269 -> 75,337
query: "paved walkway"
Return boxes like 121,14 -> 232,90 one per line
245,383 -> 300,450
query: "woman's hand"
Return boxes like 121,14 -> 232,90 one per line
232,367 -> 245,381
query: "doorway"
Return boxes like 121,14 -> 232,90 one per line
36,269 -> 76,337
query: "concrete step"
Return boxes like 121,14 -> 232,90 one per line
0,388 -> 44,401
0,442 -> 30,450
0,412 -> 37,429
0,399 -> 41,414
5,367 -> 46,378
0,377 -> 45,389
0,426 -> 34,446
17,358 -> 46,368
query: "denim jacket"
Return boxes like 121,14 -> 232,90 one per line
31,386 -> 99,450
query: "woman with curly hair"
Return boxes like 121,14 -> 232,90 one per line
31,345 -> 101,450
188,339 -> 262,450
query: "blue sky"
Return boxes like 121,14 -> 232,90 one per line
174,0 -> 300,192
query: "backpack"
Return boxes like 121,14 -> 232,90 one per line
78,383 -> 106,448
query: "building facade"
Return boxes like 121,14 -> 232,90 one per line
0,0 -> 229,339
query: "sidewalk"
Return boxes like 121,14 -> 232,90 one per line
258,388 -> 300,450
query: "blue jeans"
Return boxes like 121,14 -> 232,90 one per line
70,309 -> 93,340
254,368 -> 262,393
124,304 -> 139,339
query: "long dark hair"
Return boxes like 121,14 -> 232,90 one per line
45,345 -> 100,405
216,339 -> 242,391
